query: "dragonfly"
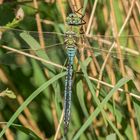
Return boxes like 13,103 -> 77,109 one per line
0,12 -> 140,136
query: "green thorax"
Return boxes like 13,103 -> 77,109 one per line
65,31 -> 76,47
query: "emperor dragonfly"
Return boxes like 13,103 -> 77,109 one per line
0,12 -> 140,138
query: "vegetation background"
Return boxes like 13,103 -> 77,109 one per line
0,0 -> 140,140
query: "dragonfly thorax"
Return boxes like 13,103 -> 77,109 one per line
65,31 -> 77,48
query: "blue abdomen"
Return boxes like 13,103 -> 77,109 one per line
66,46 -> 77,65
64,46 -> 76,134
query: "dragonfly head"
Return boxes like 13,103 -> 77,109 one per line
66,13 -> 85,26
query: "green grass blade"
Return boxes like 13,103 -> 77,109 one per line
12,124 -> 42,140
106,133 -> 116,140
76,80 -> 89,117
133,98 -> 140,130
82,0 -> 88,15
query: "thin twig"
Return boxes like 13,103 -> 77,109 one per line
86,0 -> 98,35
33,0 -> 45,49
0,0 -> 3,4
56,0 -> 66,23
135,0 -> 140,14
54,110 -> 64,140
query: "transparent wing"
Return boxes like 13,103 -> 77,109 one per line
0,28 -> 66,71
78,34 -> 140,73
0,28 -> 140,73
0,27 -> 65,48
82,34 -> 140,59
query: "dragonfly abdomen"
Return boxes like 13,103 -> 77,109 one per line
64,46 -> 76,135
64,64 -> 73,134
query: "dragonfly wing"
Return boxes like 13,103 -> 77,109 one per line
0,28 -> 66,70
0,27 -> 65,47
78,34 -> 140,73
